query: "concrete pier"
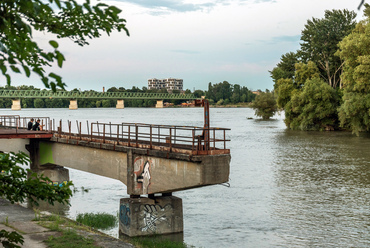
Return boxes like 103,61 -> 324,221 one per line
119,196 -> 183,237
116,99 -> 125,109
155,100 -> 164,108
11,99 -> 21,110
69,99 -> 78,110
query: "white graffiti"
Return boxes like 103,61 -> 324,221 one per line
141,204 -> 172,232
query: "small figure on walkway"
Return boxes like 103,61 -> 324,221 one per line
27,118 -> 34,130
32,119 -> 41,131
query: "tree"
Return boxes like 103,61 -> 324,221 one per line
337,4 -> 370,134
0,0 -> 129,90
251,92 -> 277,120
270,52 -> 299,89
288,78 -> 340,130
300,9 -> 357,88
1,152 -> 72,247
34,98 -> 45,108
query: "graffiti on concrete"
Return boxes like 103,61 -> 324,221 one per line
48,181 -> 69,187
120,204 -> 131,227
141,203 -> 172,233
134,157 -> 152,194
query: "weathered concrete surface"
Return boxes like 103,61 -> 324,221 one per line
127,152 -> 230,195
155,100 -> 164,108
116,99 -> 125,109
0,138 -> 28,153
119,196 -> 183,237
0,138 -> 230,194
0,198 -> 134,248
11,99 -> 21,110
69,99 -> 78,110
38,141 -> 128,184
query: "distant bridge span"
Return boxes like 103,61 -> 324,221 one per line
0,90 -> 197,110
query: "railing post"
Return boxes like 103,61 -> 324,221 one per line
117,124 -> 119,145
213,128 -> 216,150
79,122 -> 82,140
224,129 -> 226,149
135,124 -> 138,148
150,125 -> 152,149
86,121 -> 89,135
128,125 -> 131,147
90,122 -> 93,141
192,129 -> 195,152
169,127 -> 172,152
103,124 -> 106,143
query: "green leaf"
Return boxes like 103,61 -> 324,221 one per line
49,40 -> 59,48
56,51 -> 65,68
10,66 -> 21,73
22,65 -> 31,77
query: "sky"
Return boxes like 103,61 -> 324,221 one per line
3,0 -> 367,92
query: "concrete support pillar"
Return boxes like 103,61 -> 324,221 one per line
119,196 -> 183,237
25,139 -> 70,213
116,99 -> 125,109
156,100 -> 164,108
69,99 -> 78,110
11,99 -> 21,110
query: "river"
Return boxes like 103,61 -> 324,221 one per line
2,107 -> 369,248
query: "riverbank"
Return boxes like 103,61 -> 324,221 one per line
0,198 -> 133,248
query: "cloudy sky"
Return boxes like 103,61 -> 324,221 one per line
5,0 -> 366,91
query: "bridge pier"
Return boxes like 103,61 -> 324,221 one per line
26,139 -> 70,191
69,99 -> 78,110
119,195 -> 183,237
116,99 -> 125,109
11,99 -> 21,110
155,100 -> 164,108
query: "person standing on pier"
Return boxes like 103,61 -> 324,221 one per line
27,118 -> 34,130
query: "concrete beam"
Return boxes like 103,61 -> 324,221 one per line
11,99 -> 21,110
0,138 -> 230,194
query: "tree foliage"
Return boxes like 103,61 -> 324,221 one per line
206,81 -> 255,104
0,0 -> 129,90
300,9 -> 357,88
271,7 -> 360,131
0,152 -> 73,247
337,4 -> 370,134
251,92 -> 277,120
287,78 -> 340,130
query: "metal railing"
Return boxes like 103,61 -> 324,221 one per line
0,115 -> 51,133
0,115 -> 230,155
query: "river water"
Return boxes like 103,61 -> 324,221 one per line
3,107 -> 369,248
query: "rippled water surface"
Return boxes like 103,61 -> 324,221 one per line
4,107 -> 369,248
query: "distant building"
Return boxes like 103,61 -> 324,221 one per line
148,78 -> 183,91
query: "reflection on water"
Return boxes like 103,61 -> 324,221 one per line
4,108 -> 369,248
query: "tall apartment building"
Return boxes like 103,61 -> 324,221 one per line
148,78 -> 183,91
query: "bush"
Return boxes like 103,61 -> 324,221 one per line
251,92 -> 277,119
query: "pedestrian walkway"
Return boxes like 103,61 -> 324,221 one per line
0,199 -> 133,248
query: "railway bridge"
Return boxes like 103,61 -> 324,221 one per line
0,90 -> 197,110
0,103 -> 230,237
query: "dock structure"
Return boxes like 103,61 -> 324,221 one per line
0,108 -> 231,237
